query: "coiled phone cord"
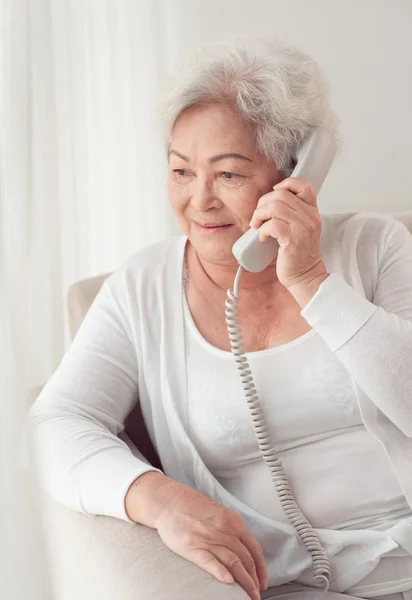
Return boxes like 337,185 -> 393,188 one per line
225,265 -> 331,598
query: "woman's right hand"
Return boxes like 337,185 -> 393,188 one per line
126,472 -> 268,599
153,483 -> 268,600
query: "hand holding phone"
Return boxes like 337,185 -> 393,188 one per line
232,127 -> 337,273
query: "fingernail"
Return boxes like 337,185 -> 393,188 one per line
223,573 -> 234,583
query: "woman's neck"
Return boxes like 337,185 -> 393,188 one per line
187,242 -> 283,297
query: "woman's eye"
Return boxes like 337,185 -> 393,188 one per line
172,169 -> 241,180
220,171 -> 241,180
173,169 -> 188,177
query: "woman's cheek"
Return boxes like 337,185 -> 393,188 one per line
232,196 -> 260,229
168,185 -> 187,213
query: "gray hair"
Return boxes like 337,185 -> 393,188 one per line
159,34 -> 339,176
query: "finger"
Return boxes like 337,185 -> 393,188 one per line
267,190 -> 315,217
239,533 -> 268,591
272,177 -> 317,207
251,199 -> 310,231
252,188 -> 316,229
258,217 -> 290,243
189,548 -> 235,585
255,188 -> 278,208
212,546 -> 260,600
256,188 -> 300,211
225,537 -> 260,592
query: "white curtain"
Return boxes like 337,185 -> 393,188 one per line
1,1 -> 54,596
0,0 -> 178,596
28,0 -> 179,388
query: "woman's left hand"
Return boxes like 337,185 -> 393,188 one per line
249,178 -> 329,294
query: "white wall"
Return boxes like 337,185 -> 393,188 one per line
160,0 -> 412,214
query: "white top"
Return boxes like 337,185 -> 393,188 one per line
29,212 -> 412,594
183,294 -> 412,595
183,295 -> 411,531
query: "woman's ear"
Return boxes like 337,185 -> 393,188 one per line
285,158 -> 297,178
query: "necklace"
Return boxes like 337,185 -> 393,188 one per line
183,258 -> 189,292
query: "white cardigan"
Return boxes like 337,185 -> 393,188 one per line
30,212 -> 412,590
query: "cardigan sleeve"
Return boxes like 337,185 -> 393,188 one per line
28,274 -> 163,522
301,218 -> 412,437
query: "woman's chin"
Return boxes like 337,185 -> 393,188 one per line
189,234 -> 240,266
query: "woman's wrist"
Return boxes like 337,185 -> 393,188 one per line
124,471 -> 182,528
286,264 -> 329,309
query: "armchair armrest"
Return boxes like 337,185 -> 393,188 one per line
42,494 -> 249,600
28,388 -> 247,599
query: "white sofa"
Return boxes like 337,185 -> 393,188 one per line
33,211 -> 412,600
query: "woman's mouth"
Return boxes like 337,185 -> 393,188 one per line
193,221 -> 234,235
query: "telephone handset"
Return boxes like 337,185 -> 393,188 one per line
226,128 -> 336,597
232,127 -> 337,272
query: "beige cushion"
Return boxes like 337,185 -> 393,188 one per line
392,210 -> 412,232
67,273 -> 110,339
43,492 -> 249,600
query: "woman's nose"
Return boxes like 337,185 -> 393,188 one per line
190,179 -> 222,212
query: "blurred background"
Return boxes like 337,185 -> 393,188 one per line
0,0 -> 411,598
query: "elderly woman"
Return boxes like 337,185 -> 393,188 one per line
30,37 -> 412,600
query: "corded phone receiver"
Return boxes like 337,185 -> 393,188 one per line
232,127 -> 337,272
226,127 -> 337,597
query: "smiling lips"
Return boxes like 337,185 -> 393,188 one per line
194,221 -> 233,234
194,221 -> 232,229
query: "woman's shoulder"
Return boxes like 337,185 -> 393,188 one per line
122,235 -> 185,273
320,211 -> 410,293
320,211 -> 408,259
321,210 -> 405,241
104,235 -> 186,296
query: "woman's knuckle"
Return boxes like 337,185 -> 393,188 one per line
180,530 -> 195,547
226,554 -> 242,569
244,536 -> 264,559
230,511 -> 243,525
269,207 -> 278,220
303,179 -> 314,193
215,512 -> 230,530
195,550 -> 211,565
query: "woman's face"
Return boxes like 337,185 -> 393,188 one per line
167,103 -> 283,265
